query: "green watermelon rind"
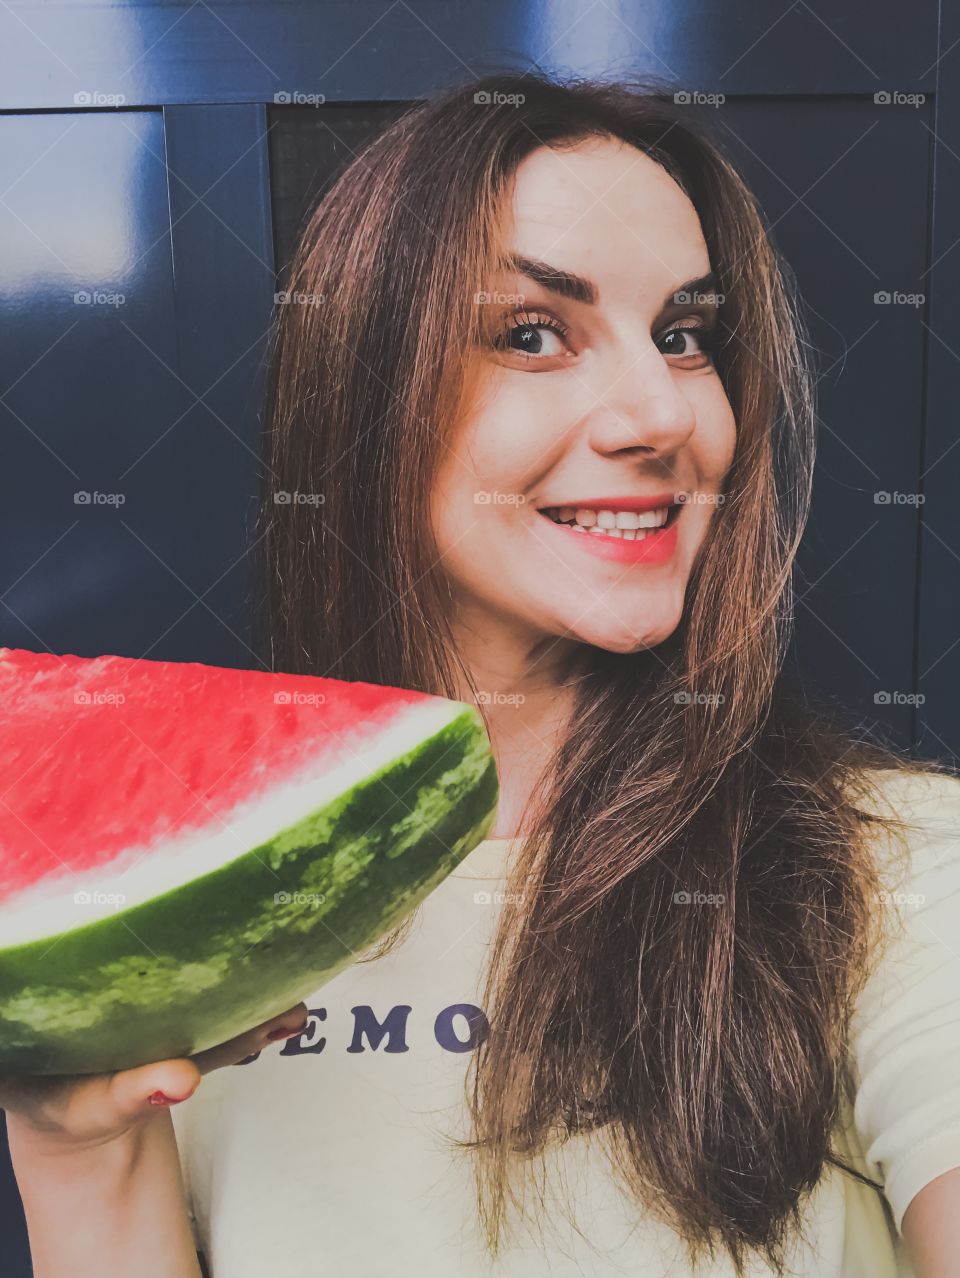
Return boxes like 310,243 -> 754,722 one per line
0,704 -> 499,1075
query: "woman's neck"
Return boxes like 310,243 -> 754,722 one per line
447,610 -> 580,839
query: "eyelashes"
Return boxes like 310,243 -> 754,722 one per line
492,309 -> 572,357
658,318 -> 717,359
491,307 -> 718,365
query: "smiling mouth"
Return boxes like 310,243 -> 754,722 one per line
536,502 -> 683,540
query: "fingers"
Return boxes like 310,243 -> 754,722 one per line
0,1002 -> 312,1141
190,1003 -> 310,1075
0,1058 -> 203,1150
107,1058 -> 203,1120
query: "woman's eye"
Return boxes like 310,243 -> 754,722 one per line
656,324 -> 715,364
493,312 -> 572,362
504,323 -> 564,356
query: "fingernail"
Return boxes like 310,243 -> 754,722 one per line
148,1088 -> 194,1106
266,1023 -> 306,1042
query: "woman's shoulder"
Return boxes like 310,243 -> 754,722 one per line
846,763 -> 960,888
842,763 -> 960,1233
846,761 -> 960,820
844,762 -> 960,1023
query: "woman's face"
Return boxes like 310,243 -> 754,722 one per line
431,136 -> 737,657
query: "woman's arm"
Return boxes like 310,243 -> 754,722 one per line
901,1167 -> 960,1278
8,1108 -> 201,1278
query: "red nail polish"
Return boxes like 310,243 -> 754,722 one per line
148,1086 -> 195,1106
267,1023 -> 306,1041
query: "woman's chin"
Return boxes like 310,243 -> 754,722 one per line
565,616 -> 681,655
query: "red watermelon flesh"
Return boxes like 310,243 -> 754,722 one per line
0,649 -> 498,1074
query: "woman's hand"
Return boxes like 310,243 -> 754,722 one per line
1,1002 -> 308,1151
1,1001 -> 308,1150
2,1003 -> 309,1278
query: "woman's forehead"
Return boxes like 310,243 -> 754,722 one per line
502,142 -> 711,306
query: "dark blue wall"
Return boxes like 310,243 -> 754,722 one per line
1,2 -> 958,1272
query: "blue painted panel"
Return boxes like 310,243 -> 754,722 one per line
0,106 -> 274,665
0,110 -> 183,658
0,0 -> 941,111
917,5 -> 960,761
0,1112 -> 29,1275
681,98 -> 931,746
153,102 -> 276,665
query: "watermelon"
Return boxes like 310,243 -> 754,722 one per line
0,649 -> 498,1075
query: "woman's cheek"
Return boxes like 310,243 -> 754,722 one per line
456,409 -> 545,500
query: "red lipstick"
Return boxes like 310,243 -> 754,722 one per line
535,496 -> 684,566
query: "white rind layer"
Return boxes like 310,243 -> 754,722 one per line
0,697 -> 465,948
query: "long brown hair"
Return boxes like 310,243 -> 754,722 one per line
258,73 -> 947,1274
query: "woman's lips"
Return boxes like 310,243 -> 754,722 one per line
535,508 -> 681,565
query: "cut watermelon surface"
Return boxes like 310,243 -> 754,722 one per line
0,649 -> 498,1074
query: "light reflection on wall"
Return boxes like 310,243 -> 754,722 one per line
516,0 -> 668,82
0,112 -> 155,305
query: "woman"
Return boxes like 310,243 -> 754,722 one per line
5,73 -> 960,1277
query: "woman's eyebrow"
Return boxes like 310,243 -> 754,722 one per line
507,255 -> 598,305
505,255 -> 718,312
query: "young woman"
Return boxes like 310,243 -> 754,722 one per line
5,73 -> 960,1278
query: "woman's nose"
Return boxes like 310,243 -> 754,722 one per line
584,342 -> 697,457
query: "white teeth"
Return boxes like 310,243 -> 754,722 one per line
547,505 -> 672,530
541,503 -> 675,545
637,510 -> 668,529
585,525 -> 654,541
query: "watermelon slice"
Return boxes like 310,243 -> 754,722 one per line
0,649 -> 498,1075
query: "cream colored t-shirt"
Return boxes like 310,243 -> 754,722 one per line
172,767 -> 960,1277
